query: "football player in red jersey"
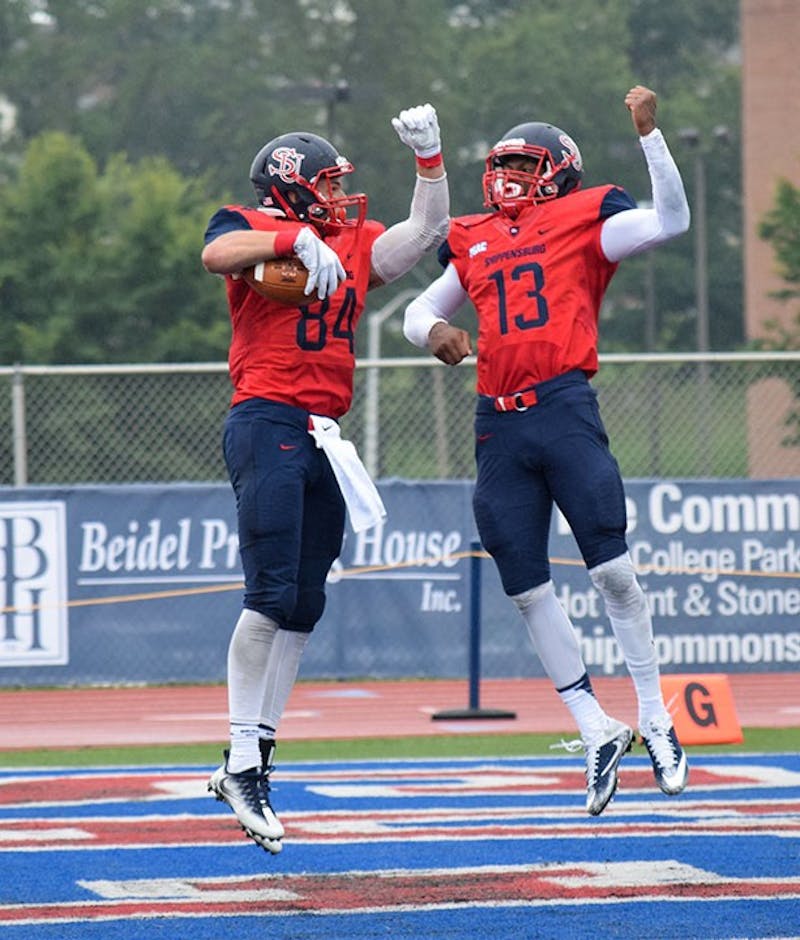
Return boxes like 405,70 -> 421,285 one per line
202,104 -> 449,851
404,86 -> 690,816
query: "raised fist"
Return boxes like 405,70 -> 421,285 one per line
391,103 -> 441,158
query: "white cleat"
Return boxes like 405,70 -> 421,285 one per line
583,719 -> 633,816
640,716 -> 689,796
208,751 -> 284,854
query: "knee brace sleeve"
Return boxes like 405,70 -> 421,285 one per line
589,552 -> 642,609
511,580 -> 554,614
590,553 -> 655,671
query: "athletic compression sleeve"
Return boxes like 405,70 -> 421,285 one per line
402,262 -> 467,348
370,173 -> 450,284
600,128 -> 690,262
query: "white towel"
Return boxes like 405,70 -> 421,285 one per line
308,415 -> 387,533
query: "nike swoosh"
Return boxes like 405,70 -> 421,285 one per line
279,444 -> 297,451
599,738 -> 626,777
477,433 -> 493,442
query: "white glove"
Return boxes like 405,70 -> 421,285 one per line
293,226 -> 346,301
391,103 -> 441,159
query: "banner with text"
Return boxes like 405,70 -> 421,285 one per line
0,479 -> 797,686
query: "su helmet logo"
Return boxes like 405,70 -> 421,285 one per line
557,133 -> 583,172
251,131 -> 366,232
268,147 -> 305,184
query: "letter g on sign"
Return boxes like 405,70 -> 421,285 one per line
685,680 -> 718,728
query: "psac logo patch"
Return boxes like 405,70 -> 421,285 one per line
469,241 -> 488,258
0,502 -> 69,666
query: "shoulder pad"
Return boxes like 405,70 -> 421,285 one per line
450,212 -> 495,231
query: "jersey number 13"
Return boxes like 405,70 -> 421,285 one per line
488,262 -> 550,334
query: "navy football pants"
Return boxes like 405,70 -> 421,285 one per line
223,398 -> 345,632
472,370 -> 628,597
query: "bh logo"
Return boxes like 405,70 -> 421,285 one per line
0,502 -> 68,666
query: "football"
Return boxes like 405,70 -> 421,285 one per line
242,256 -> 310,305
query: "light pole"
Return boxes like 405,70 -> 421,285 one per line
324,79 -> 350,144
678,126 -> 729,474
636,199 -> 657,349
677,125 -> 730,354
677,128 -> 709,354
363,289 -> 422,478
280,80 -> 350,145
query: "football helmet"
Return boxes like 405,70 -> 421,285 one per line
250,131 -> 366,234
483,122 -> 584,214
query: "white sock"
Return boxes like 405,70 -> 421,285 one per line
557,673 -> 614,743
589,553 -> 670,727
228,724 -> 261,773
226,608 -> 278,773
259,629 -> 309,733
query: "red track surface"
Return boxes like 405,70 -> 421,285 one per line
1,673 -> 796,751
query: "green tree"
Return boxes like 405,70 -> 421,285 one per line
0,0 -> 743,359
757,177 -> 800,347
626,0 -> 739,92
753,177 -> 800,447
0,131 -> 226,363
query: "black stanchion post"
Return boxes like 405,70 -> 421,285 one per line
432,539 -> 517,721
468,540 -> 481,710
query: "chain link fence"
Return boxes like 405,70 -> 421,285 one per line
0,353 -> 799,486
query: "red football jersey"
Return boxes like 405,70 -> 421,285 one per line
208,206 -> 384,418
445,186 -> 626,395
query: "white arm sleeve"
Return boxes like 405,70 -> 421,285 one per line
403,262 -> 468,348
370,173 -> 450,284
600,128 -> 691,262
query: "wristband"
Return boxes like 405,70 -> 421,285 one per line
273,229 -> 299,256
416,152 -> 443,168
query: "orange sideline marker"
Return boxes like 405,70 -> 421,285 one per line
660,673 -> 744,745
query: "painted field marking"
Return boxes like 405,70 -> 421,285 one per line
3,759 -> 798,808
1,862 -> 798,926
2,794 -> 798,851
0,755 -> 798,933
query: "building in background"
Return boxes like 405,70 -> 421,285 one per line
741,0 -> 800,340
741,0 -> 800,477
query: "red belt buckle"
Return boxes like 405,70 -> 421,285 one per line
495,389 -> 537,412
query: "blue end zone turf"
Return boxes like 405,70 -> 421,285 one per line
0,754 -> 798,938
